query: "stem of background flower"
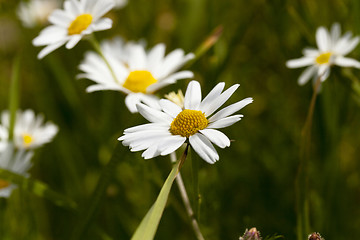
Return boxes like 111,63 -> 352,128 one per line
170,152 -> 205,240
295,75 -> 322,240
88,34 -> 121,85
8,55 -> 21,141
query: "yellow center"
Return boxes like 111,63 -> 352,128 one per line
68,14 -> 93,35
170,109 -> 208,137
0,179 -> 10,189
123,70 -> 157,93
23,134 -> 33,147
315,52 -> 332,64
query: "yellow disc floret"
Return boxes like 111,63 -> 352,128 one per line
123,70 -> 157,93
68,14 -> 93,35
315,52 -> 332,65
170,109 -> 208,137
0,179 -> 10,189
23,134 -> 33,148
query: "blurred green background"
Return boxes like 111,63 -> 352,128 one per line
1,0 -> 360,239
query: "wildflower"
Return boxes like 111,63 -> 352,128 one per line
286,23 -> 360,86
165,90 -> 185,109
239,227 -> 262,240
0,143 -> 33,198
118,80 -> 253,163
32,0 -> 115,59
0,109 -> 58,150
78,39 -> 194,113
17,0 -> 59,28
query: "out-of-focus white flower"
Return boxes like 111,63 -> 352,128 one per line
32,0 -> 115,59
286,23 -> 360,86
113,0 -> 128,9
118,80 -> 253,164
165,90 -> 185,109
78,38 -> 195,113
0,109 -> 58,150
0,143 -> 33,198
17,0 -> 59,28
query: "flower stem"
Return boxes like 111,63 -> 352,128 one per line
8,55 -> 21,141
88,34 -> 120,85
296,76 -> 322,240
170,151 -> 205,240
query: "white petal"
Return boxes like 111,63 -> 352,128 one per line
37,41 -> 66,59
203,84 -> 239,117
184,80 -> 202,110
286,57 -> 314,68
338,37 -> 360,55
48,10 -> 72,27
331,23 -> 341,44
189,133 -> 219,164
199,82 -> 225,113
91,18 -> 113,31
334,56 -> 360,68
125,94 -> 142,113
32,26 -> 67,46
159,99 -> 182,118
159,135 -> 186,156
137,103 -> 173,123
207,115 -> 243,129
142,145 -> 161,159
91,0 -> 115,20
123,123 -> 168,134
139,94 -> 161,110
209,97 -> 253,122
318,64 -> 329,76
316,26 -> 331,52
199,129 -> 230,148
65,35 -> 82,49
298,65 -> 317,86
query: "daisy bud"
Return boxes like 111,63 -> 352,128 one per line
239,227 -> 262,240
308,232 -> 324,240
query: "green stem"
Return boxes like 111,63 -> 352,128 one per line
296,76 -> 322,240
88,35 -> 120,85
170,152 -> 205,240
71,142 -> 125,240
8,55 -> 21,141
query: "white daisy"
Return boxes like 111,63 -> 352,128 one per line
118,80 -> 253,164
0,109 -> 58,150
32,0 -> 115,59
286,23 -> 360,86
0,143 -> 33,198
78,39 -> 195,113
17,0 -> 59,28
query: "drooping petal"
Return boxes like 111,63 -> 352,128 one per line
199,129 -> 230,148
298,65 -> 317,85
334,56 -> 360,68
189,133 -> 219,164
286,57 -> 314,68
207,115 -> 243,129
137,103 -> 173,123
159,99 -> 182,118
158,135 -> 186,156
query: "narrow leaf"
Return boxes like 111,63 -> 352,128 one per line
131,146 -> 188,240
8,55 -> 21,141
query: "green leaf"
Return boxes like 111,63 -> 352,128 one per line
0,168 -> 77,210
131,146 -> 189,240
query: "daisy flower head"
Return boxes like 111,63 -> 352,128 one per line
0,109 -> 59,150
17,0 -> 59,28
78,40 -> 195,113
286,23 -> 360,86
32,0 -> 115,59
118,80 -> 253,164
0,143 -> 33,198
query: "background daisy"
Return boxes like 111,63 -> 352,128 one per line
0,143 -> 33,198
0,109 -> 58,150
17,0 -> 59,28
286,23 -> 360,86
32,0 -> 115,59
119,80 -> 253,163
78,39 -> 195,113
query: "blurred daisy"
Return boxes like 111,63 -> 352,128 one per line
119,80 -> 253,164
78,39 -> 195,113
286,23 -> 360,86
0,109 -> 58,150
32,0 -> 115,59
17,0 -> 59,28
0,143 -> 33,198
